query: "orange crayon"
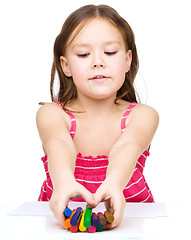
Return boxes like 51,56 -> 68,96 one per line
64,209 -> 75,229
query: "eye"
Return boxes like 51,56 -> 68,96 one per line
105,51 -> 117,56
77,53 -> 90,58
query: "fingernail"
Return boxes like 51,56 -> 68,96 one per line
109,208 -> 114,214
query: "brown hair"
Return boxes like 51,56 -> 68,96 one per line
50,4 -> 139,106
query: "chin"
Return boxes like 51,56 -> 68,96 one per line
92,93 -> 115,100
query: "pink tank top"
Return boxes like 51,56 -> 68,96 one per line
38,102 -> 154,203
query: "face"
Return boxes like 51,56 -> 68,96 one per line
60,18 -> 132,101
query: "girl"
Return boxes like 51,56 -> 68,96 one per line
36,4 -> 159,230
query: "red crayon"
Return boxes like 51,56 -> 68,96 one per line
70,218 -> 81,233
97,212 -> 107,225
87,225 -> 96,233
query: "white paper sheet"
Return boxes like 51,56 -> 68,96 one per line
7,201 -> 168,218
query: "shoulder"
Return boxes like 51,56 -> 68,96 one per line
120,103 -> 159,152
36,102 -> 74,145
119,100 -> 159,125
113,102 -> 159,153
36,102 -> 70,128
37,101 -> 62,112
36,102 -> 67,117
129,103 -> 159,131
37,102 -> 60,120
133,103 -> 159,117
134,103 -> 159,120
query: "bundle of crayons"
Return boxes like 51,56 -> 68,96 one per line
64,205 -> 114,233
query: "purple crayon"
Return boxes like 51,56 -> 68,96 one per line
70,207 -> 82,226
91,212 -> 100,227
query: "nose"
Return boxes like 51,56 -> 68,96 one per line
92,53 -> 105,68
93,63 -> 104,68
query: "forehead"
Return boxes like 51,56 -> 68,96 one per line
67,17 -> 126,49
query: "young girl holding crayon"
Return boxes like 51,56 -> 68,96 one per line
36,4 -> 159,230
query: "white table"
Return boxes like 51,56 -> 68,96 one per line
0,202 -> 190,240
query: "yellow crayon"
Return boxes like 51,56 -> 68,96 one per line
104,210 -> 114,223
79,210 -> 86,232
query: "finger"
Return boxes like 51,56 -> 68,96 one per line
110,199 -> 125,228
49,198 -> 68,228
103,223 -> 116,230
77,186 -> 96,208
104,196 -> 125,229
93,188 -> 108,207
104,199 -> 114,214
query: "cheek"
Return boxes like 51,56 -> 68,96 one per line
113,54 -> 127,71
70,58 -> 88,75
114,62 -> 126,87
68,65 -> 81,79
113,60 -> 126,78
70,65 -> 86,87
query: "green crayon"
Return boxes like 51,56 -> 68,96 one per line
96,224 -> 103,232
83,205 -> 92,228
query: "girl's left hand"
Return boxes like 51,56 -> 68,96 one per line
93,179 -> 126,229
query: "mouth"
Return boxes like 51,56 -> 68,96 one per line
89,75 -> 108,80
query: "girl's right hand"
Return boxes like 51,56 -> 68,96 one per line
49,178 -> 95,228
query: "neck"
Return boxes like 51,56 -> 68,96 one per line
70,95 -> 119,117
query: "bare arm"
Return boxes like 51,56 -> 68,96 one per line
36,103 -> 95,227
36,103 -> 77,186
107,104 -> 159,189
94,104 -> 159,229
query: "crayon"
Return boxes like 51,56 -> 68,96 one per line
64,209 -> 75,229
87,225 -> 96,233
97,212 -> 107,225
83,205 -> 92,228
104,210 -> 114,223
91,212 -> 100,227
96,224 -> 103,232
70,207 -> 82,226
70,216 -> 81,233
79,210 -> 86,232
64,207 -> 72,217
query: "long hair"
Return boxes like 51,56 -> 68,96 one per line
50,4 -> 139,106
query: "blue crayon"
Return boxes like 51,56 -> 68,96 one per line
91,212 -> 100,227
70,207 -> 82,226
64,207 -> 72,217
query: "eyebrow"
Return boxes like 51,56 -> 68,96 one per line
72,41 -> 121,49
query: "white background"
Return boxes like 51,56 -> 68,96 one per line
0,0 -> 191,204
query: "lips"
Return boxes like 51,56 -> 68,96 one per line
89,75 -> 108,80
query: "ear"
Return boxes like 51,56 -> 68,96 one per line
125,50 -> 132,73
60,56 -> 72,77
